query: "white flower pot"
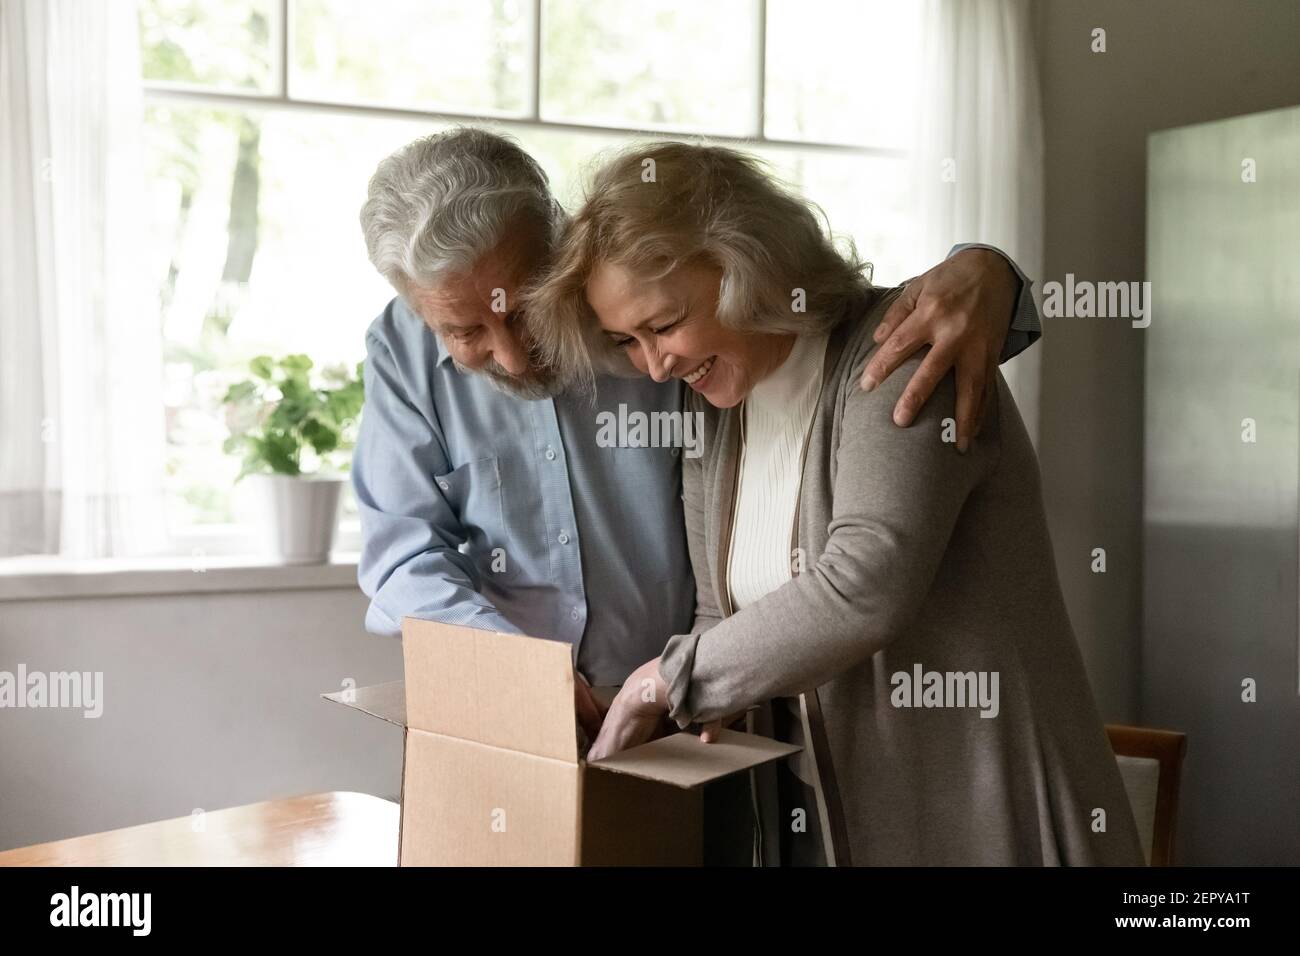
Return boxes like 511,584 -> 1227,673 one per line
248,474 -> 343,565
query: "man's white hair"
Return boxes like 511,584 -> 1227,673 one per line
360,126 -> 559,292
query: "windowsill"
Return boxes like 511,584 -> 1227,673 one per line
0,553 -> 361,602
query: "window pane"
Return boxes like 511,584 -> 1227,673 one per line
540,0 -> 760,136
509,127 -> 631,210
764,0 -> 922,149
518,130 -> 921,284
522,130 -> 923,286
532,134 -> 923,286
140,0 -> 276,92
291,0 -> 534,115
748,145 -> 923,286
143,104 -> 439,529
140,112 -> 632,534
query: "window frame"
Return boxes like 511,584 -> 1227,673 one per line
141,0 -> 907,557
142,0 -> 908,157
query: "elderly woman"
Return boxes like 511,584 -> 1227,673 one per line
527,143 -> 1143,867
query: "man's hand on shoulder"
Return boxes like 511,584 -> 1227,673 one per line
859,248 -> 1019,453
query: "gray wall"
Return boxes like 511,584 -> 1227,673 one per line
0,584 -> 403,851
1034,0 -> 1300,862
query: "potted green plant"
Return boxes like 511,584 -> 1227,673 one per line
221,354 -> 364,564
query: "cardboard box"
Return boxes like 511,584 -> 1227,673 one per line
323,617 -> 799,866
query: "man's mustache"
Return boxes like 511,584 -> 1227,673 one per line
454,356 -> 562,400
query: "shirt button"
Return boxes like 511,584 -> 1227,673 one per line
670,447 -> 679,457
558,532 -> 570,545
437,480 -> 450,491
544,447 -> 557,461
570,607 -> 582,621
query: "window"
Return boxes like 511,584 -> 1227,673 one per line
140,0 -> 925,552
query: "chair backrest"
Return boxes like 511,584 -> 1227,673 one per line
1105,724 -> 1187,866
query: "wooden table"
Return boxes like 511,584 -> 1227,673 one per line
0,792 -> 398,866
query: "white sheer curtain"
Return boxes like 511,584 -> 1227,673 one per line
0,0 -> 166,558
913,0 -> 1045,445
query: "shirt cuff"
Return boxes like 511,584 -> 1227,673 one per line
947,242 -> 1042,364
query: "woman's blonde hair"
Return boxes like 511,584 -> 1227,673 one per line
524,141 -> 871,391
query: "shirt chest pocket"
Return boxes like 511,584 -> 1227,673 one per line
432,456 -> 519,584
609,444 -> 687,585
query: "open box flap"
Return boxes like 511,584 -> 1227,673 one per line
320,680 -> 407,727
402,617 -> 577,763
589,728 -> 800,789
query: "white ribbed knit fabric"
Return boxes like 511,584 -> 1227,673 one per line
727,332 -> 830,610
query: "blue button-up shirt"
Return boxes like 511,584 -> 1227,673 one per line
353,296 -> 696,685
354,246 -> 1041,685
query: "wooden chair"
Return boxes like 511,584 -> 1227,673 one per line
1105,724 -> 1187,866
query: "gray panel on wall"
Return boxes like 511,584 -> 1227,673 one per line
1144,105 -> 1300,864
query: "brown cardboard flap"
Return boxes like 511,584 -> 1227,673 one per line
320,680 -> 407,727
402,617 -> 577,763
589,728 -> 800,789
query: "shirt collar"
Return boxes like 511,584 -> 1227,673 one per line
397,295 -> 456,369
428,328 -> 456,369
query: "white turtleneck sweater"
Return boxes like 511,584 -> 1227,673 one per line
727,332 -> 829,611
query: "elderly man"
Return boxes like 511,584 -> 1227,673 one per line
353,127 -> 1041,740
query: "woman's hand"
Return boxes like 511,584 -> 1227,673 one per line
699,710 -> 749,743
586,657 -> 671,761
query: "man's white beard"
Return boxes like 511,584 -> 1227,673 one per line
454,358 -> 562,401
